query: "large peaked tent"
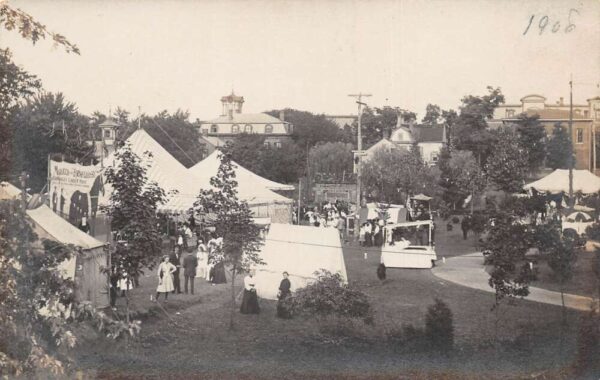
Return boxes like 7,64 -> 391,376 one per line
524,169 -> 600,194
100,130 -> 291,217
189,151 -> 294,191
253,223 -> 348,300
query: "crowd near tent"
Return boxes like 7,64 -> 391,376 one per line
524,169 -> 600,194
98,130 -> 292,222
253,223 -> 348,300
27,205 -> 108,308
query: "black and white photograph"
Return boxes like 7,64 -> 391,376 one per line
1,0 -> 599,378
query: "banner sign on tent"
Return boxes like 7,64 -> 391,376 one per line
48,160 -> 105,225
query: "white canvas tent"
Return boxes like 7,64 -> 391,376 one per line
189,151 -> 294,191
27,205 -> 108,308
253,223 -> 348,300
0,181 -> 28,200
100,130 -> 292,220
524,169 -> 600,194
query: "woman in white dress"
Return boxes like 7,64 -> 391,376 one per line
196,240 -> 208,279
155,256 -> 176,301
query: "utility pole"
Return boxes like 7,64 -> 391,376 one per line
19,171 -> 27,214
348,93 -> 371,214
569,75 -> 574,207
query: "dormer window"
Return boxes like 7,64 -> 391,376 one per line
265,124 -> 273,134
244,124 -> 253,133
104,130 -> 112,138
210,124 -> 218,133
232,124 -> 240,133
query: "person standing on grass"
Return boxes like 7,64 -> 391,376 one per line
155,256 -> 176,301
359,223 -> 366,246
196,240 -> 208,280
240,270 -> 260,314
183,249 -> 198,295
277,271 -> 292,319
336,216 -> 346,243
169,247 -> 182,294
461,215 -> 470,240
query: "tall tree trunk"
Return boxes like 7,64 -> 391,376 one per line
230,264 -> 236,330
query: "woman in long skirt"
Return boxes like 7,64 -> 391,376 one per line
155,256 -> 176,301
240,271 -> 259,314
211,261 -> 227,284
276,271 -> 291,318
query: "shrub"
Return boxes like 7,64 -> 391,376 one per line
574,309 -> 600,375
424,298 -> 454,353
451,216 -> 460,224
585,223 -> 600,242
282,270 -> 373,323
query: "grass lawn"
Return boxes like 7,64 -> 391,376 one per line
73,223 -> 597,379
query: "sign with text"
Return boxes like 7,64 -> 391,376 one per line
49,160 -> 105,225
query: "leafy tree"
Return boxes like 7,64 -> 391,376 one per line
11,92 -> 92,191
308,142 -> 354,183
226,133 -> 266,175
452,86 -> 504,166
514,114 -> 547,176
361,145 -> 439,204
0,49 -> 41,180
193,150 -> 263,328
0,199 -> 135,376
439,149 -> 485,210
546,227 -> 577,324
484,127 -> 529,193
360,106 -> 415,148
282,270 -> 373,323
546,123 -> 573,170
422,104 -> 442,125
260,141 -> 305,184
101,144 -> 166,323
0,3 -> 79,54
266,108 -> 351,148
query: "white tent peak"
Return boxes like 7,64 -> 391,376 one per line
524,169 -> 600,194
189,150 -> 294,191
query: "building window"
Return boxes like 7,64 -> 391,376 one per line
202,128 -> 208,135
264,141 -> 270,148
576,128 -> 584,144
505,109 -> 515,118
244,124 -> 253,133
104,129 -> 111,138
265,124 -> 273,134
274,141 -> 282,148
596,110 -> 600,120
232,124 -> 240,133
584,110 -> 589,118
430,152 -> 439,163
210,124 -> 218,133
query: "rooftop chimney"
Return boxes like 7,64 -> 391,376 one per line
279,110 -> 285,122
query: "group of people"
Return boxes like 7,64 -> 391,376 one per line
239,270 -> 292,319
358,218 -> 385,247
155,234 -> 227,301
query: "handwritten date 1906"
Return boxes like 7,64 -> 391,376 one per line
523,9 -> 578,35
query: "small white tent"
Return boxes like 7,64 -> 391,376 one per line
253,223 -> 348,300
27,205 -> 108,308
524,169 -> 600,194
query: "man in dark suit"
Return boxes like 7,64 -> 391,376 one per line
182,249 -> 198,294
169,248 -> 182,294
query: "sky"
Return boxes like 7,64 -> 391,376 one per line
2,0 -> 600,121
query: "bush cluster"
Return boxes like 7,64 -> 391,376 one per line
282,270 -> 373,323
584,223 -> 600,242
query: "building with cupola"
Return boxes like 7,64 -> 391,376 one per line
196,92 -> 293,150
85,117 -> 120,162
